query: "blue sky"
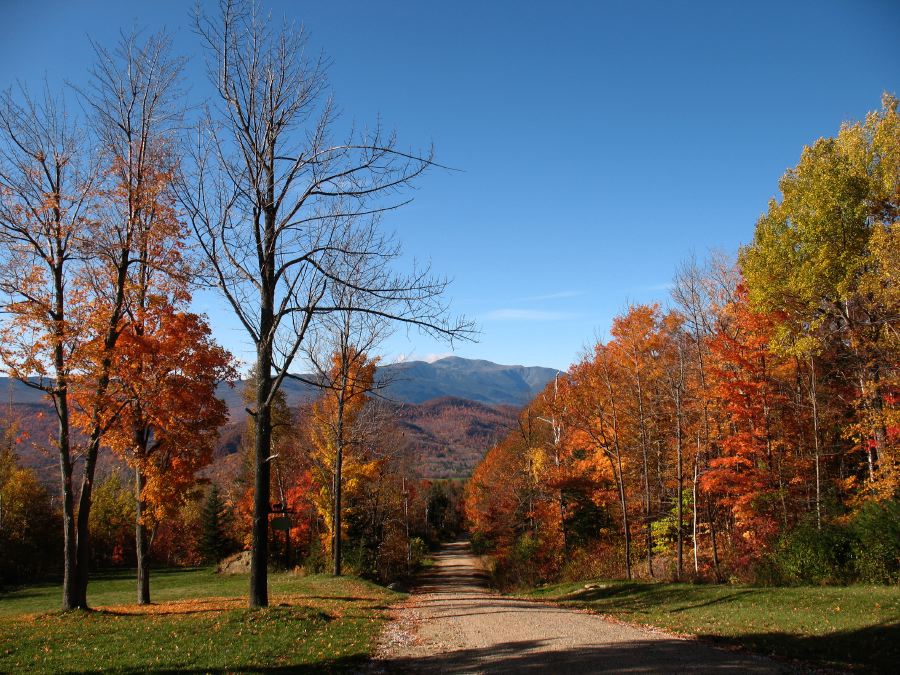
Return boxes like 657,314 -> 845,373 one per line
1,1 -> 897,370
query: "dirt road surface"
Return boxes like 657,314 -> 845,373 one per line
373,541 -> 790,673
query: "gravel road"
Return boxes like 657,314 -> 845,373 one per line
373,541 -> 790,674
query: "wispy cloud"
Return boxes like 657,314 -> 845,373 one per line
634,282 -> 673,292
522,290 -> 583,302
483,309 -> 579,321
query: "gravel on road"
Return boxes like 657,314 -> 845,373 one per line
373,541 -> 791,674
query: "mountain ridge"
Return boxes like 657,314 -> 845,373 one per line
176,356 -> 559,418
0,356 -> 559,481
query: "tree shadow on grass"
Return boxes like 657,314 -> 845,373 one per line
64,653 -> 370,674
699,621 -> 900,673
548,584 -> 897,671
555,582 -> 759,615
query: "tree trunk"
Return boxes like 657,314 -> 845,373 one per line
636,380 -> 653,578
250,361 -> 272,607
614,451 -> 631,580
52,262 -> 78,611
135,466 -> 150,605
692,450 -> 699,575
74,441 -> 99,609
57,393 -> 78,611
675,396 -> 683,581
249,191 -> 277,607
707,501 -> 721,581
332,420 -> 344,577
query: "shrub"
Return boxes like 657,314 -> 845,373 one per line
492,533 -> 545,590
771,521 -> 854,584
301,544 -> 328,575
409,537 -> 428,568
469,532 -> 493,555
849,499 -> 900,583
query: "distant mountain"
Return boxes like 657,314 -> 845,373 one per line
378,356 -> 559,406
0,357 -> 559,483
212,356 -> 559,417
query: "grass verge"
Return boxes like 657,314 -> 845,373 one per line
524,579 -> 899,672
0,568 -> 402,673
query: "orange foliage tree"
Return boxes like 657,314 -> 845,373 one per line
100,304 -> 233,602
703,286 -> 803,567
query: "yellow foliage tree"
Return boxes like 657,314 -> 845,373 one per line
307,346 -> 378,575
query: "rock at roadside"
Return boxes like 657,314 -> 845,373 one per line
217,550 -> 251,574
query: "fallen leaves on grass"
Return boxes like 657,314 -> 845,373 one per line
96,597 -> 245,616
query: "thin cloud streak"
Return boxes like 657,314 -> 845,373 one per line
483,309 -> 580,321
523,290 -> 584,301
633,282 -> 674,292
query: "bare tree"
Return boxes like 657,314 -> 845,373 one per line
184,0 -> 472,606
0,85 -> 98,610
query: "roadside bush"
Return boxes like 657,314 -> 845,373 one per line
301,543 -> 329,574
771,521 -> 854,584
410,536 -> 428,568
344,540 -> 377,579
766,502 -> 900,585
560,542 -> 628,582
492,533 -> 545,590
850,499 -> 900,583
469,532 -> 493,555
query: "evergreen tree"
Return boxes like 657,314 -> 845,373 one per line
200,486 -> 231,564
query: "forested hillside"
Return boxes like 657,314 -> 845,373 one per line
1,356 -> 547,488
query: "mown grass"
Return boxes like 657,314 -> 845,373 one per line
0,568 -> 402,673
525,579 -> 900,672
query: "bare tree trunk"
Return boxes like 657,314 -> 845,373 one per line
54,268 -> 78,610
612,451 -> 631,580
135,466 -> 150,605
74,454 -> 97,608
808,355 -> 822,530
188,0 -> 471,607
251,349 -> 273,607
692,442 -> 699,575
57,391 -> 78,611
675,389 -> 683,581
333,397 -> 345,576
707,501 -> 721,581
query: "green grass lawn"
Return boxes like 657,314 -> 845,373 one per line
0,568 -> 402,673
526,579 -> 899,672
